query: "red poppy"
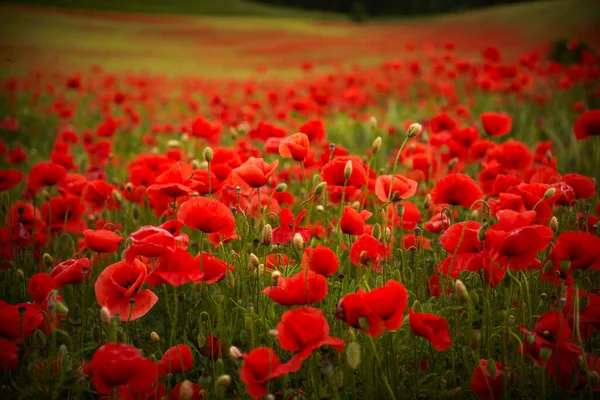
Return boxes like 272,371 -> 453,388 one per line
263,270 -> 328,306
95,258 -> 158,321
375,174 -> 418,202
470,359 -> 504,400
278,307 -> 344,371
279,132 -> 310,162
429,112 -> 456,133
126,225 -> 177,261
200,252 -> 234,284
265,253 -> 291,270
437,221 -> 484,277
240,347 -> 291,400
146,161 -> 199,200
177,197 -> 236,237
430,173 -> 483,208
8,145 -> 27,165
481,112 -> 512,137
82,180 -> 119,212
349,234 -> 389,271
573,109 -> 600,140
157,344 -> 193,376
0,301 -> 43,342
302,245 -> 339,276
28,273 -> 55,304
26,162 -> 67,191
232,158 -> 278,190
340,206 -> 371,235
204,334 -> 227,359
408,308 -> 452,351
83,229 -> 123,253
49,258 -> 91,288
320,156 -> 367,187
561,173 -> 596,200
90,343 -> 157,395
0,170 -> 23,192
554,231 -> 600,270
146,248 -> 203,287
41,195 -> 87,234
0,338 -> 19,373
272,208 -> 311,245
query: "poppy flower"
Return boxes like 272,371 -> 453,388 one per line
302,245 -> 339,276
481,112 -> 512,137
0,170 -> 23,192
265,253 -> 291,270
240,347 -> 291,400
277,307 -> 344,371
26,162 -> 67,191
157,344 -> 193,376
470,359 -> 504,400
335,290 -> 382,336
82,180 -> 119,211
146,248 -> 203,287
554,231 -> 600,270
430,173 -> 483,208
90,343 -> 157,395
41,195 -> 87,234
204,334 -> 227,359
94,258 -> 158,321
320,156 -> 367,187
263,270 -> 328,306
279,132 -> 310,162
146,161 -> 199,200
349,234 -> 389,271
429,112 -> 456,133
28,273 -> 55,304
177,197 -> 236,237
272,208 -> 311,245
340,206 -> 371,235
232,158 -> 279,191
0,301 -> 43,342
200,252 -> 234,284
375,174 -> 418,202
83,229 -> 123,253
362,280 -> 408,333
49,258 -> 91,288
573,109 -> 600,140
561,173 -> 596,200
408,308 -> 452,351
0,338 -> 19,373
438,221 -> 485,276
126,225 -> 177,261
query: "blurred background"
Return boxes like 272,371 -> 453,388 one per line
0,0 -> 599,78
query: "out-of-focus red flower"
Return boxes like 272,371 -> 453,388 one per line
279,132 -> 310,162
83,229 -> 123,253
49,258 -> 91,287
157,344 -> 193,376
302,245 -> 339,276
0,170 -> 23,192
470,359 -> 505,400
349,234 -> 389,271
375,174 -> 418,202
573,109 -> 600,140
126,225 -> 177,261
554,231 -> 600,270
28,273 -> 55,304
263,270 -> 328,306
232,158 -> 278,191
240,347 -> 291,400
430,173 -> 483,208
481,112 -> 512,137
177,197 -> 236,237
0,338 -> 19,373
340,206 -> 371,235
272,208 -> 311,245
26,162 -> 67,192
204,334 -> 227,359
561,173 -> 596,200
408,308 -> 452,351
200,252 -> 234,284
0,301 -> 43,343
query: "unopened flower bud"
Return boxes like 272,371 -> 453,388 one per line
191,159 -> 202,169
544,188 -> 556,199
229,346 -> 243,360
16,269 -> 24,281
58,344 -> 68,356
368,116 -> 377,129
271,270 -> 281,282
151,331 -> 160,342
407,123 -> 422,138
203,147 -> 213,162
330,368 -> 344,389
540,347 -> 553,361
43,253 -> 53,267
344,160 -> 353,181
477,223 -> 489,242
178,380 -> 194,400
424,194 -> 431,209
314,181 -> 327,196
111,189 -> 122,205
371,136 -> 382,154
275,183 -> 287,192
486,358 -> 498,379
261,224 -> 273,246
588,371 -> 600,386
216,374 -> 231,388
56,301 -> 69,315
167,140 -> 181,150
372,223 -> 382,240
225,270 -> 235,289
549,216 -> 558,232
346,342 -> 361,369
249,253 -> 260,267
454,280 -> 469,303
316,205 -> 324,212
358,317 -> 370,331
385,227 -> 392,242
397,203 -> 405,217
448,157 -> 458,169
558,297 -> 567,309
180,133 -> 189,142
100,307 -> 111,325
293,233 -> 304,250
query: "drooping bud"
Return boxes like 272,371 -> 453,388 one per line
229,346 -> 243,360
191,159 -> 202,169
215,374 -> 231,388
249,253 -> 260,267
261,224 -> 273,246
275,183 -> 287,192
549,216 -> 558,232
293,233 -> 304,250
368,116 -> 378,130
371,136 -> 382,154
111,189 -> 122,206
344,160 -> 353,181
203,147 -> 213,162
544,188 -> 556,199
314,181 -> 327,196
100,307 -> 111,325
43,253 -> 53,267
372,223 -> 382,240
477,222 -> 489,242
151,331 -> 160,342
454,280 -> 469,304
346,342 -> 361,369
407,123 -> 422,138
424,194 -> 431,209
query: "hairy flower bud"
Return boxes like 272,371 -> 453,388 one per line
203,147 -> 213,162
544,188 -> 556,199
100,307 -> 111,325
216,374 -> 231,388
178,380 -> 194,400
314,181 -> 327,196
549,216 -> 558,233
371,136 -> 382,154
275,183 -> 287,192
346,342 -> 361,369
151,331 -> 160,342
43,253 -> 53,267
407,123 -> 422,138
344,160 -> 353,181
293,233 -> 304,250
261,224 -> 273,246
454,279 -> 469,304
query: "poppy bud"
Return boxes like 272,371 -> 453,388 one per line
454,279 -> 469,303
397,203 -> 405,217
203,147 -> 213,162
229,346 -> 243,360
385,227 -> 392,243
42,189 -> 51,201
412,300 -> 422,312
346,342 -> 361,369
275,183 -> 287,192
43,253 -> 53,267
293,233 -> 304,250
132,206 -> 140,222
124,182 -> 134,192
549,216 -> 558,232
407,123 -> 422,138
56,301 -> 69,315
558,297 -> 567,308
181,133 -> 190,142
225,270 -> 235,289
371,136 -> 382,154
331,369 -> 344,389
166,140 -> 181,150
316,205 -> 324,212
178,380 -> 194,400
100,307 -> 111,325
271,270 -> 281,282
471,209 -> 479,220
265,395 -> 275,400
369,116 -> 378,129
576,355 -> 586,370
477,223 -> 489,242
486,358 -> 498,379
150,331 -> 160,342
344,160 -> 353,181
197,330 -> 207,348
507,314 -> 515,325
588,371 -> 600,386
261,224 -> 273,246
215,374 -> 231,388
111,189 -> 122,206
540,347 -> 552,361
543,188 -> 556,198
314,181 -> 327,196
424,194 -> 431,209
372,223 -> 382,240
358,317 -> 370,331
448,158 -> 458,169
16,269 -> 24,281
248,253 -> 259,267
257,264 -> 265,276
191,159 -> 201,169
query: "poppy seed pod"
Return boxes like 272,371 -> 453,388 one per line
346,342 -> 361,369
407,123 -> 422,138
344,160 -> 353,181
204,147 -> 213,162
544,188 -> 556,198
371,136 -> 382,154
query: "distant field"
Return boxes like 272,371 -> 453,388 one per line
0,0 -> 599,78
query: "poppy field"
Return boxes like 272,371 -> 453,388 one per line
1,2 -> 600,400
